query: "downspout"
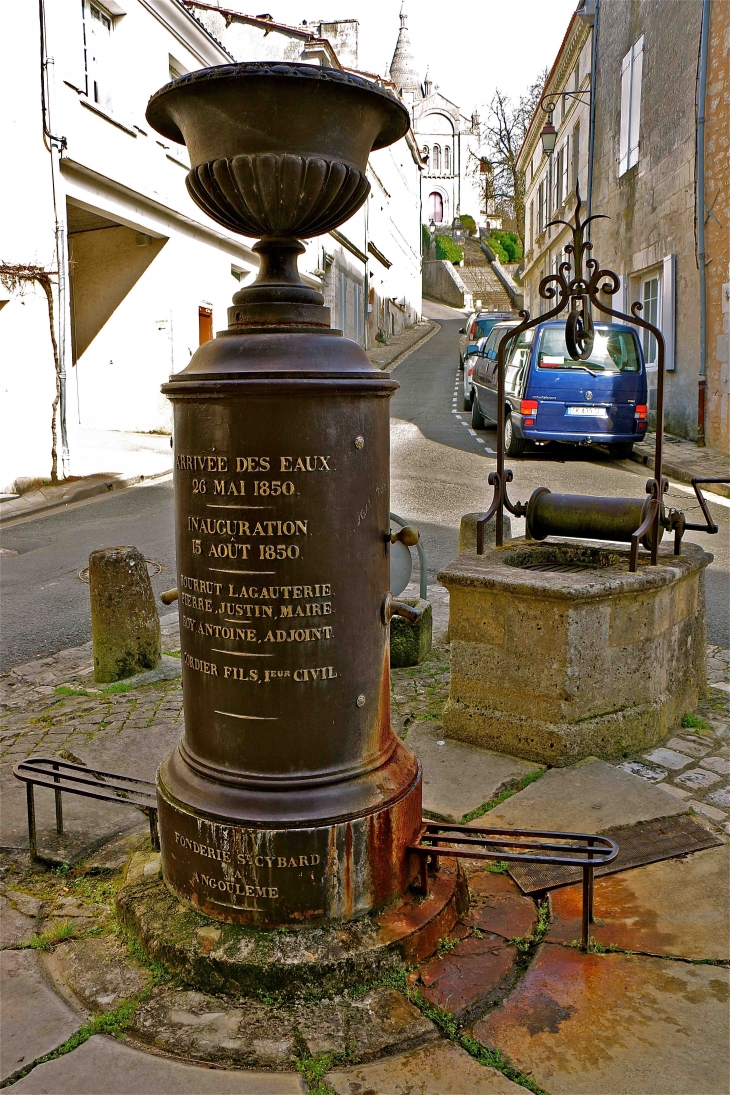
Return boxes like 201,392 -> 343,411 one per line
586,0 -> 600,224
696,0 -> 710,446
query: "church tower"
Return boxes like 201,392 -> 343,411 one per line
387,4 -> 422,108
387,5 -> 483,230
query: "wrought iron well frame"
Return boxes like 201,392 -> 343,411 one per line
475,187 -> 673,571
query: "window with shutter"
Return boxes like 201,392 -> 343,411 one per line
572,122 -> 580,190
84,1 -> 114,111
561,136 -> 570,205
619,35 -> 644,175
628,37 -> 644,169
555,147 -> 563,207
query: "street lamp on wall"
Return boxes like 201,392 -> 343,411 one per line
540,114 -> 557,157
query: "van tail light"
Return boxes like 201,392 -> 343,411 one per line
520,399 -> 538,416
469,321 -> 478,338
635,404 -> 647,420
467,362 -> 475,379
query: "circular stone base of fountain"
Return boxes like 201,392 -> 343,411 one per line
117,846 -> 466,998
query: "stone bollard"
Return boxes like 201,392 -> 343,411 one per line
89,547 -> 161,683
458,512 -> 512,554
390,595 -> 432,668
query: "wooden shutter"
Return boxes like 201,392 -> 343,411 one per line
572,122 -> 580,191
662,254 -> 676,372
628,36 -> 644,169
618,46 -> 632,175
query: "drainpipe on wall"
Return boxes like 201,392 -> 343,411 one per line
696,0 -> 710,447
586,0 -> 600,225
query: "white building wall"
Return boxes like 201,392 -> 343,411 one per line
0,1 -> 65,490
0,0 -> 261,492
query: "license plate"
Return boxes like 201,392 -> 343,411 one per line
566,405 -> 608,417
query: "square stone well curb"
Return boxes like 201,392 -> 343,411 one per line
438,539 -> 712,766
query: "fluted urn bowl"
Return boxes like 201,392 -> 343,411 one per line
146,63 -> 410,240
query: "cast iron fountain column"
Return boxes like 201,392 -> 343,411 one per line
146,63 -> 422,926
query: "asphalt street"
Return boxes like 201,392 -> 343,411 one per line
1,309 -> 728,670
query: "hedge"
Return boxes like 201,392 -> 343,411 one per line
434,235 -> 463,264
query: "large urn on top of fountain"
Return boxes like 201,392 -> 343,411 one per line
145,63 -> 423,926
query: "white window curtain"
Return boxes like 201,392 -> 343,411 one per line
619,35 -> 644,175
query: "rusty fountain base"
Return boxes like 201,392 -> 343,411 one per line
116,843 -> 465,997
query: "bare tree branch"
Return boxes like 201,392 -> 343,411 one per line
476,68 -> 549,246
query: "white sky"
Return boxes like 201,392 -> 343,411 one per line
243,0 -> 578,111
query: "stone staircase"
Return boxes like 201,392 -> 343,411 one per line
459,237 -> 513,311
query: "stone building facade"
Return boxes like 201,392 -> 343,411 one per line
518,15 -> 593,318
518,0 -> 728,449
387,7 -> 483,229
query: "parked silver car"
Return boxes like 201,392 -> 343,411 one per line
458,310 -> 513,368
462,337 -> 487,409
468,319 -> 520,415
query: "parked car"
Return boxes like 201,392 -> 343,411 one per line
462,321 -> 519,409
462,337 -> 487,409
458,310 -> 513,368
470,319 -> 648,458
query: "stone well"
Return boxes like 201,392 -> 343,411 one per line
438,539 -> 712,766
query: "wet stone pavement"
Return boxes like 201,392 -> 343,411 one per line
1,603 -> 728,1094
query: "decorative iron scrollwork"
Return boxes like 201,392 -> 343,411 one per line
475,185 -> 671,572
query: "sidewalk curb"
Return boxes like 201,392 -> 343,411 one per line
379,320 -> 440,374
0,467 -> 173,526
628,448 -> 730,498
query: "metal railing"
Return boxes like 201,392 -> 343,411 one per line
409,820 -> 618,950
13,756 -> 159,860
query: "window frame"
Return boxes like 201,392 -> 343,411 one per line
83,0 -> 114,108
640,273 -> 660,370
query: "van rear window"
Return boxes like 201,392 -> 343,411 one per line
536,326 -> 640,374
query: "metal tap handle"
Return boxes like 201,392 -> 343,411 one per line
381,592 -> 423,626
160,588 -> 179,605
390,525 -> 420,546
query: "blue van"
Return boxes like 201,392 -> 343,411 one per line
470,319 -> 648,458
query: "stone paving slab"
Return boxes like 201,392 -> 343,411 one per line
129,985 -> 437,1071
327,1040 -> 523,1094
471,758 -> 688,833
406,723 -> 542,822
415,871 -> 533,1020
546,843 -> 730,959
0,891 -> 35,947
9,1035 -> 305,1093
0,950 -> 81,1083
472,944 -> 730,1095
